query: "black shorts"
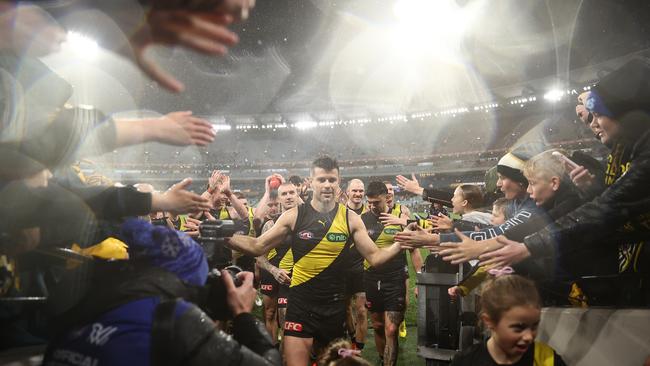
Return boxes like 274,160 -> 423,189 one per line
344,268 -> 365,297
284,293 -> 346,345
364,275 -> 406,313
260,270 -> 279,297
277,283 -> 290,309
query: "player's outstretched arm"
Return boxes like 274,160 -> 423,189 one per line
349,212 -> 402,267
227,207 -> 297,256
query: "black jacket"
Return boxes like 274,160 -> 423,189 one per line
524,128 -> 650,259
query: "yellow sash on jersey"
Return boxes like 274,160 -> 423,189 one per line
364,223 -> 400,270
291,204 -> 349,287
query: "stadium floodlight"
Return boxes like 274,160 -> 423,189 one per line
294,121 -> 317,130
62,31 -> 98,60
212,124 -> 231,131
543,89 -> 565,102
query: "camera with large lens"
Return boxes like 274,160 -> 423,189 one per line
198,219 -> 246,270
196,265 -> 243,320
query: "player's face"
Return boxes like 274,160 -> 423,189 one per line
240,198 -> 249,209
212,192 -> 225,208
266,200 -> 280,218
366,195 -> 387,215
485,305 -> 540,359
278,185 -> 298,210
384,183 -> 394,205
347,181 -> 365,204
311,167 -> 339,203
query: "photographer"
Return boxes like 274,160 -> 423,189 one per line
42,218 -> 281,366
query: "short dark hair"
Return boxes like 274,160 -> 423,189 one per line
457,184 -> 484,209
288,175 -> 302,185
366,181 -> 388,197
311,156 -> 339,173
269,190 -> 279,200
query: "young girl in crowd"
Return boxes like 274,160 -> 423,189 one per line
451,274 -> 566,366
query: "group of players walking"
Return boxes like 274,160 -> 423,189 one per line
227,156 -> 422,366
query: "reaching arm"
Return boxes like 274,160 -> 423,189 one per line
227,208 -> 296,257
348,212 -> 402,267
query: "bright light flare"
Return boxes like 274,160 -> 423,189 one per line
294,121 -> 317,130
62,31 -> 98,60
543,89 -> 565,102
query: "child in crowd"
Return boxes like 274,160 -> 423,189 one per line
451,274 -> 566,366
448,198 -> 508,299
318,339 -> 371,366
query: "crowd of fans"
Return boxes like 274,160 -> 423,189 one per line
1,1 -> 650,366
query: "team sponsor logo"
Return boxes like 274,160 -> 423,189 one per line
326,232 -> 348,242
261,284 -> 274,291
383,228 -> 400,235
299,231 -> 314,240
284,321 -> 303,332
88,323 -> 117,346
278,297 -> 288,305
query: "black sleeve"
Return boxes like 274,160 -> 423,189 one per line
503,196 -> 581,243
422,188 -> 453,205
452,220 -> 490,232
524,132 -> 650,258
555,352 -> 567,366
173,306 -> 281,366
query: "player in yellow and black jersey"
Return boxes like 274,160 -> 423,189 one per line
343,178 -> 369,350
256,183 -> 298,345
362,181 -> 410,366
227,156 -> 406,366
382,181 -> 424,339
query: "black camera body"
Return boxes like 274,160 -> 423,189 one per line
198,265 -> 243,320
198,219 -> 246,270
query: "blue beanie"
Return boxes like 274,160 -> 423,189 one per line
119,218 -> 208,287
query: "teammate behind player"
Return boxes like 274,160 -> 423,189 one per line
344,179 -> 368,350
227,156 -> 405,366
256,183 -> 298,345
363,182 -> 409,366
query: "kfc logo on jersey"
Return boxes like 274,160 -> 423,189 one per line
278,297 -> 288,305
299,231 -> 314,240
261,284 -> 274,291
284,321 -> 303,332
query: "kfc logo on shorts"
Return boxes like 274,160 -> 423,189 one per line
261,284 -> 274,291
284,321 -> 303,332
299,231 -> 314,240
278,297 -> 288,305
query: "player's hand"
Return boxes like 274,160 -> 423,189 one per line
126,9 -> 239,92
224,271 -> 256,316
380,213 -> 407,227
396,174 -> 423,195
153,111 -> 215,146
438,229 -> 487,264
182,216 -> 202,236
429,213 -> 452,231
152,178 -> 212,215
208,170 -> 223,192
479,237 -> 531,267
272,268 -> 291,285
395,227 -> 439,250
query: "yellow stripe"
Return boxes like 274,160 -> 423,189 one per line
267,249 -> 278,261
219,208 -> 231,220
291,204 -> 349,287
279,248 -> 294,272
